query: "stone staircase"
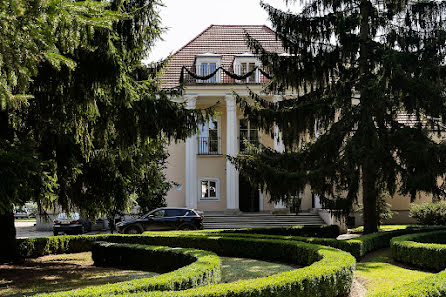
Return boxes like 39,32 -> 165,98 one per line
202,212 -> 325,229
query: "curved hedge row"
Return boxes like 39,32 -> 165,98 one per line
179,226 -> 443,259
35,242 -> 221,297
391,230 -> 446,271
201,224 -> 341,238
19,233 -> 356,297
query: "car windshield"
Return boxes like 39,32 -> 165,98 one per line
56,213 -> 80,220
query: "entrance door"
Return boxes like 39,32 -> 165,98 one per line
239,175 -> 259,212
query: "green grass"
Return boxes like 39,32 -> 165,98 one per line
355,248 -> 433,295
220,257 -> 295,283
349,225 -> 411,233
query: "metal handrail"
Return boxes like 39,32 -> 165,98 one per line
198,137 -> 221,155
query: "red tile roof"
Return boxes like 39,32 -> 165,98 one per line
160,25 -> 285,88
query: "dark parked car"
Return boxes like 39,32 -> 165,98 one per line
53,212 -> 92,236
116,208 -> 203,234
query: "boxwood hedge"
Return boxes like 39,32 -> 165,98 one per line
180,226 -> 441,259
99,234 -> 356,297
391,230 -> 446,271
19,233 -> 356,297
201,224 -> 340,238
34,241 -> 221,297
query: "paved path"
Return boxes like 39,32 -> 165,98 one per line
15,221 -> 111,239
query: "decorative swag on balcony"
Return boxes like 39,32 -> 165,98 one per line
179,65 -> 272,84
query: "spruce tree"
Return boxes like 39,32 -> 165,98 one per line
235,0 -> 446,233
0,0 -> 205,262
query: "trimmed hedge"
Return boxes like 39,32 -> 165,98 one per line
19,233 -> 355,297
391,230 -> 446,271
187,227 -> 432,260
101,234 -> 356,297
34,241 -> 221,297
201,224 -> 341,238
92,242 -> 197,272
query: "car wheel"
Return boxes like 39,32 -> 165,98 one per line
80,225 -> 85,234
125,226 -> 142,234
179,224 -> 196,231
53,231 -> 58,236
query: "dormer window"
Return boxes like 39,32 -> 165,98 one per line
195,53 -> 221,83
234,54 -> 260,83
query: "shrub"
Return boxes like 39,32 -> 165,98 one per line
200,226 -> 445,259
104,234 -> 356,297
35,241 -> 221,297
409,202 -> 446,225
19,233 -> 355,297
202,224 -> 340,238
391,230 -> 446,271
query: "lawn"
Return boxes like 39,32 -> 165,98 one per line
0,252 -> 295,296
349,225 -> 411,233
355,248 -> 433,295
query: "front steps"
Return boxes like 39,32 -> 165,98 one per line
202,212 -> 325,229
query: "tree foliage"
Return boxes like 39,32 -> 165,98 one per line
0,0 -> 206,219
235,0 -> 446,233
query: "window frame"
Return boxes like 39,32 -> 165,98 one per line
197,116 -> 222,155
238,117 -> 261,153
195,55 -> 222,83
234,56 -> 260,83
198,178 -> 220,201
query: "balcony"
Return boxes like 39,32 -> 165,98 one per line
198,137 -> 221,155
181,65 -> 271,85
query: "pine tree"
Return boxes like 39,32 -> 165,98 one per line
0,0 -> 206,262
235,0 -> 446,233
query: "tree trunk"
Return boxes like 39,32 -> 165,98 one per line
0,212 -> 18,263
359,0 -> 379,234
362,160 -> 379,234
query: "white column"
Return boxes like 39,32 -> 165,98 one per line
225,95 -> 239,212
272,95 -> 288,212
185,95 -> 198,209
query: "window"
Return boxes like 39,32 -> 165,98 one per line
240,62 -> 256,83
150,209 -> 165,217
234,56 -> 259,83
239,119 -> 259,153
199,63 -> 217,83
164,209 -> 188,217
195,54 -> 221,83
198,118 -> 220,155
199,178 -> 219,201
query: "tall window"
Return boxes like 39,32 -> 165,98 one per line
198,62 -> 217,83
239,119 -> 259,153
200,178 -> 219,200
198,118 -> 220,154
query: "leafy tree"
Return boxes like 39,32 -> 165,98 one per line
0,0 -> 205,262
235,0 -> 446,233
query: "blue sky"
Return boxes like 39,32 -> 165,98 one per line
147,0 -> 295,62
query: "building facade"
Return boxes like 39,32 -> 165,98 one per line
161,25 -> 433,223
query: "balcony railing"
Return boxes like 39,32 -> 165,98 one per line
198,137 -> 221,155
180,65 -> 271,85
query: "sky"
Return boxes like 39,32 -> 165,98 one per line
147,0 -> 294,62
